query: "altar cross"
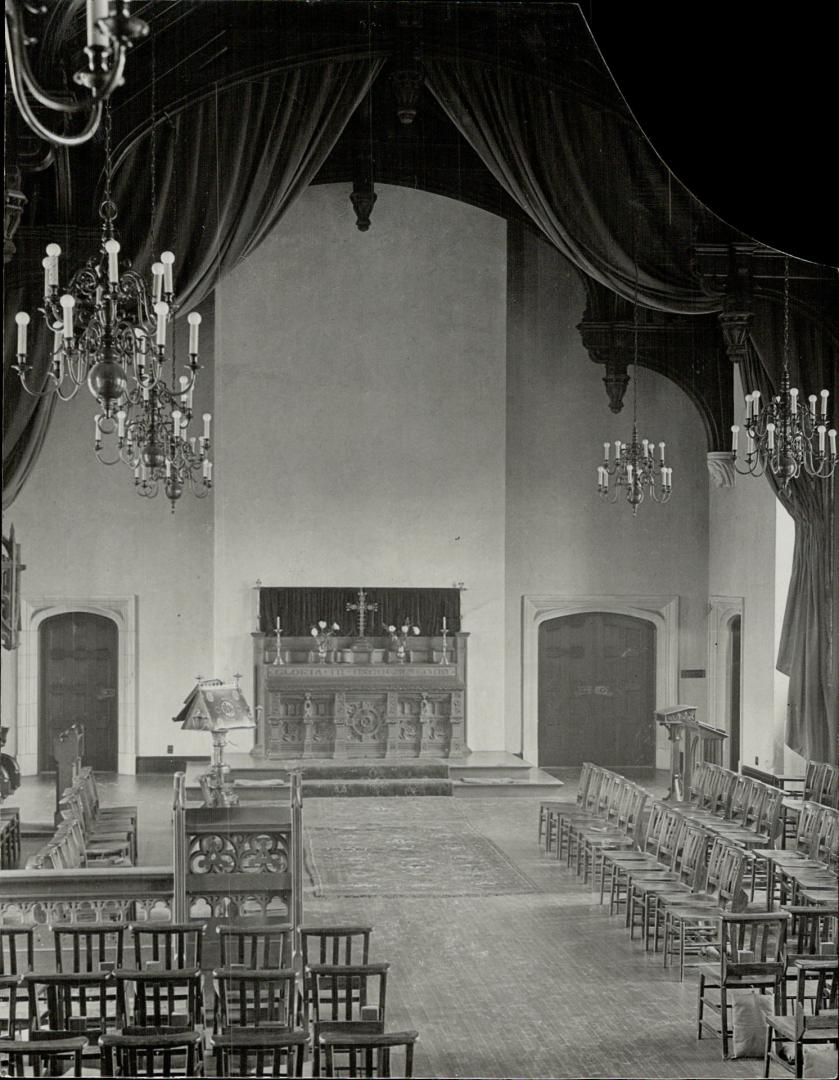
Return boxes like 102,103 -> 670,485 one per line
346,588 -> 378,639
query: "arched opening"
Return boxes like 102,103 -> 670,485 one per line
38,612 -> 119,773
726,614 -> 742,770
537,612 -> 656,772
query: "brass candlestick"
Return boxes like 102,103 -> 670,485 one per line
439,627 -> 451,665
272,625 -> 285,666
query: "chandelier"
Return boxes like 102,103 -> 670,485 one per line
13,109 -> 213,511
5,1 -> 147,146
731,257 -> 836,490
597,280 -> 673,515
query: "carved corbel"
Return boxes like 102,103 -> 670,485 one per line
602,360 -> 630,414
718,309 -> 753,365
350,181 -> 377,232
706,451 -> 736,488
390,58 -> 424,126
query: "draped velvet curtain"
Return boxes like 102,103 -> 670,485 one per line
259,587 -> 462,637
3,56 -> 384,509
423,56 -> 719,315
740,297 -> 839,761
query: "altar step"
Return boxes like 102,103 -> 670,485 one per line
184,753 -> 563,801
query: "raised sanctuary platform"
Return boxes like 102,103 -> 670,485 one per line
184,752 -> 564,801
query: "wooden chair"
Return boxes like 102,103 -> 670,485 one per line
213,967 -> 299,1033
318,1030 -> 420,1078
129,921 -> 205,970
302,925 -> 373,1022
99,1028 -> 205,1077
627,823 -> 709,951
661,838 -> 748,980
603,806 -> 684,916
115,968 -> 204,1030
697,911 -> 789,1058
52,921 -> 126,972
763,1006 -> 839,1078
783,905 -> 838,1014
212,1028 -> 309,1077
308,963 -> 388,1077
0,1031 -> 89,1077
538,762 -> 594,851
23,970 -> 120,1044
217,920 -> 293,969
1,925 -> 34,1038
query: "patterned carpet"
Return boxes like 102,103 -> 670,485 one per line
304,813 -> 538,898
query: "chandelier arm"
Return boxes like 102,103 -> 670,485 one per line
53,379 -> 83,402
14,368 -> 59,398
94,445 -> 122,466
5,6 -> 96,115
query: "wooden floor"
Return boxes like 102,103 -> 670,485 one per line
8,771 -> 765,1079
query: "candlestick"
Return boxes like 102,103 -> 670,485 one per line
273,624 -> 285,666
438,626 -> 451,666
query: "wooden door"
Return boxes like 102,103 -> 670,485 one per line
39,613 -> 118,773
538,612 -> 655,768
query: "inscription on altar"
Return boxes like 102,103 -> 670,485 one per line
251,586 -> 468,760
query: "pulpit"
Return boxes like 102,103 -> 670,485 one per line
655,705 -> 727,800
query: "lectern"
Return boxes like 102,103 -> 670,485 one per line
655,705 -> 727,801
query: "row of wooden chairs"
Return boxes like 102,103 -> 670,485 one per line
25,767 -> 138,870
758,802 -> 839,911
794,761 -> 839,810
1,921 -> 419,1077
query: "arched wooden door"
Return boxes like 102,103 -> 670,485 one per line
538,612 -> 655,769
39,613 -> 118,773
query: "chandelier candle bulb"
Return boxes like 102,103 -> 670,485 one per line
817,426 -> 826,453
151,263 -> 164,302
116,410 -> 126,438
165,459 -> 171,478
731,425 -> 739,452
172,410 -> 182,438
154,301 -> 168,345
188,312 -> 201,353
603,441 -> 610,460
15,312 -> 29,354
42,256 -> 52,295
658,442 -> 665,462
790,388 -> 799,413
104,239 -> 120,283
161,251 -> 175,294
767,422 -> 776,450
829,430 -> 837,456
442,616 -> 447,630
809,395 -> 817,419
203,413 -> 211,440
821,390 -> 829,417
93,414 -> 101,442
59,294 -> 74,338
86,0 -> 110,49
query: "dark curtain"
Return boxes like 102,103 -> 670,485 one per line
111,58 -> 385,314
259,587 -> 462,637
3,57 -> 384,510
740,297 -> 838,761
423,56 -> 719,315
2,276 -> 56,510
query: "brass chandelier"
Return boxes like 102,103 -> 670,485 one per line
731,257 -> 836,490
5,0 -> 147,147
597,276 -> 673,515
13,108 -> 213,511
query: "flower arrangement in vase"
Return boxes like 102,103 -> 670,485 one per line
386,620 -> 421,663
310,620 -> 340,662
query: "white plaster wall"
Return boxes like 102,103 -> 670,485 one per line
3,301 -> 215,768
708,366 -> 783,770
505,227 -> 710,762
214,184 -> 508,751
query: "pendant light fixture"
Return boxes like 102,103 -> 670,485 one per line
731,256 -> 836,490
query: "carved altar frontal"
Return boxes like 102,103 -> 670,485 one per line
251,633 -> 469,761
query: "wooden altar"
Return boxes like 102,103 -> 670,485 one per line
656,704 -> 727,801
251,631 -> 469,760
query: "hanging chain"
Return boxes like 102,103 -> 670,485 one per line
103,100 -> 114,217
632,213 -> 639,426
150,40 -> 157,252
783,254 -> 790,372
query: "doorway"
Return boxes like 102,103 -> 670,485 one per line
538,612 -> 656,769
39,612 -> 119,773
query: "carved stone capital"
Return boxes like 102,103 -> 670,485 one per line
350,184 -> 377,232
718,309 -> 753,364
706,451 -> 736,488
